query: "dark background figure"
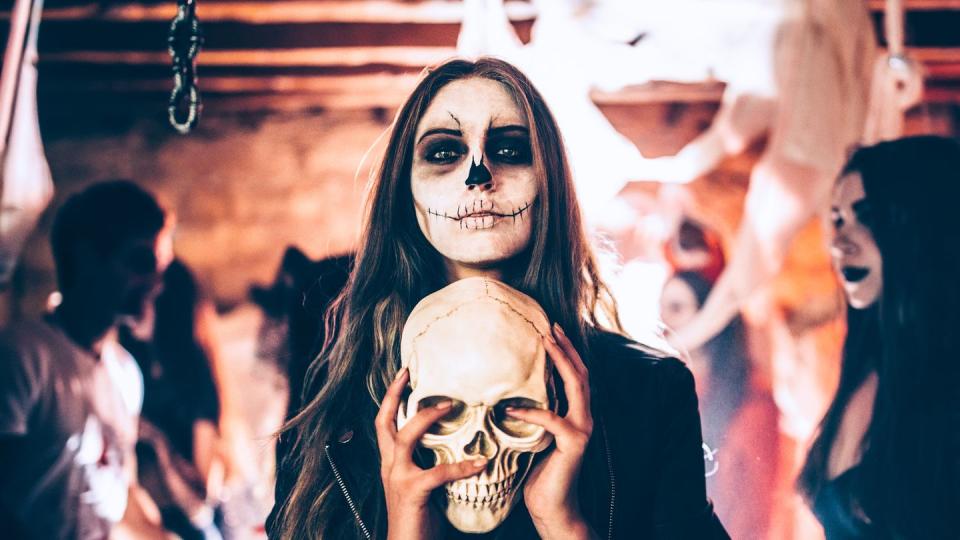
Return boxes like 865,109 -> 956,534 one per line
0,180 -> 172,539
250,248 -> 354,420
798,136 -> 960,539
120,258 -> 224,540
249,247 -> 353,510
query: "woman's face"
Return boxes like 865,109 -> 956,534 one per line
660,277 -> 700,332
830,172 -> 883,309
410,77 -> 538,272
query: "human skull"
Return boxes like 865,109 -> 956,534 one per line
398,277 -> 554,533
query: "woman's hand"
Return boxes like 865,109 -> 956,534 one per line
506,324 -> 597,540
375,367 -> 489,540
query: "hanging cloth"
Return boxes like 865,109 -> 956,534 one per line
0,0 -> 54,285
863,0 -> 924,142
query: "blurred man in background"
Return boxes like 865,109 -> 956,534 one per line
0,180 -> 173,539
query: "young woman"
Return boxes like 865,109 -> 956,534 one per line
799,136 -> 960,539
660,270 -> 778,538
269,57 -> 726,539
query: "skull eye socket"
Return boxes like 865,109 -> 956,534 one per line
418,395 -> 468,435
493,397 -> 543,438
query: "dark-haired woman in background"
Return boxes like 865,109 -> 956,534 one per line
798,136 -> 960,539
121,259 -> 225,539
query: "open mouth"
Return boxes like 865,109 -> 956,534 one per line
841,266 -> 870,283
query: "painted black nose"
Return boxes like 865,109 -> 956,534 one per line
465,158 -> 492,188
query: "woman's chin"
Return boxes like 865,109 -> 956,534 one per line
438,241 -> 530,270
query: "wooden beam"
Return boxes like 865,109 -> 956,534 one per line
910,46 -> 960,63
40,73 -> 732,105
6,0 -> 536,24
41,46 -> 960,78
591,82 -> 726,104
867,0 -> 960,10
41,47 -> 458,68
16,0 -> 960,23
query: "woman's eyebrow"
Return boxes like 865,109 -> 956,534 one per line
488,125 -> 529,137
417,127 -> 462,144
852,199 -> 872,215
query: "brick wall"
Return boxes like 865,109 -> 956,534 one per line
15,108 -> 391,315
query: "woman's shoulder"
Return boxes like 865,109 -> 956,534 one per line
588,330 -> 694,392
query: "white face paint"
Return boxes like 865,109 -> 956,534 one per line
830,173 -> 883,309
411,78 -> 538,271
398,277 -> 553,533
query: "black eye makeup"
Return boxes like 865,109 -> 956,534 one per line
421,138 -> 467,165
486,135 -> 532,166
830,209 -> 845,230
851,199 -> 875,227
415,124 -> 531,167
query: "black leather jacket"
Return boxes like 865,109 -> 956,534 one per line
270,331 -> 729,539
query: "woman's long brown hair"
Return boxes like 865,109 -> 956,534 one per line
273,57 -> 623,539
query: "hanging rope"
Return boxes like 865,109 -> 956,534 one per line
864,0 -> 923,141
167,0 -> 203,134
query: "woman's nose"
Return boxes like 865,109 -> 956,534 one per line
830,233 -> 858,258
465,158 -> 494,191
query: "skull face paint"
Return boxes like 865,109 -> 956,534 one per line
398,277 -> 554,533
829,172 -> 883,309
411,77 -> 538,268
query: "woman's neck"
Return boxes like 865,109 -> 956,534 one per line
445,260 -> 504,282
827,370 -> 879,479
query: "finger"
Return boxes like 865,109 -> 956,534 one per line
394,401 -> 454,459
418,458 -> 488,490
505,407 -> 588,448
543,333 -> 591,422
553,323 -> 587,378
375,367 -> 408,453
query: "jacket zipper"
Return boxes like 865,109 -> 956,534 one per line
325,443 -> 372,539
601,422 -> 616,540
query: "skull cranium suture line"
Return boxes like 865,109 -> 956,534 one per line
398,277 -> 555,533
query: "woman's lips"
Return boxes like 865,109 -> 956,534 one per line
841,266 -> 870,283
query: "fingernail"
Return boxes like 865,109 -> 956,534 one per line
472,458 -> 487,467
505,406 -> 519,416
554,323 -> 565,336
395,366 -> 408,380
435,400 -> 452,410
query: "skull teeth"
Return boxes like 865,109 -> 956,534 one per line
445,477 -> 514,509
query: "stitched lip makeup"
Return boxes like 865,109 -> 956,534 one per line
428,201 -> 532,230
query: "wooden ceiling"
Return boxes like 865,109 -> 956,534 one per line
3,0 -> 960,119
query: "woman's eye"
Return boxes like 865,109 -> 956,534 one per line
488,138 -> 532,165
423,142 -> 465,164
831,212 -> 844,230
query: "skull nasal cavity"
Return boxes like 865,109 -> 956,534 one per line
465,158 -> 492,187
464,430 -> 498,459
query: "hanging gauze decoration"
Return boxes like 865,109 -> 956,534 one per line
0,0 -> 54,285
